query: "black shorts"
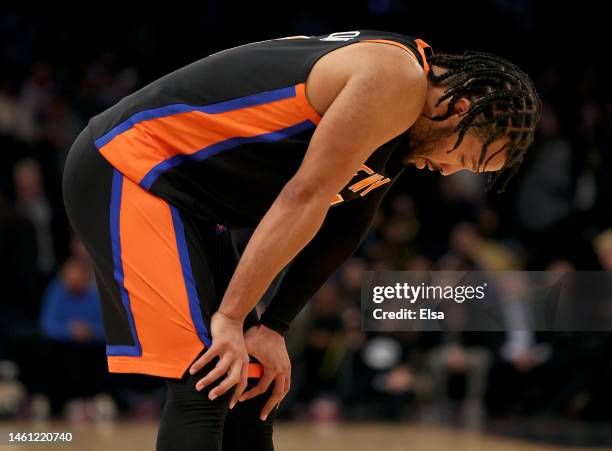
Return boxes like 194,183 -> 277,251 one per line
62,125 -> 261,378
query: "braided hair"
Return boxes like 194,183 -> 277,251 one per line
427,51 -> 542,192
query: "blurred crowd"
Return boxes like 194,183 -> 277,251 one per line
0,5 -> 611,427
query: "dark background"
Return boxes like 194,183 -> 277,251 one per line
1,2 -> 611,446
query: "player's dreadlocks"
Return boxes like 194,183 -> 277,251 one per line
427,51 -> 542,192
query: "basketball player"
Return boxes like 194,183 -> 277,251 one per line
62,30 -> 541,450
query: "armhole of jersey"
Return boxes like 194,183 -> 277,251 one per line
360,38 -> 431,75
295,83 -> 322,125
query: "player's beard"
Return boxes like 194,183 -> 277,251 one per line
402,115 -> 456,166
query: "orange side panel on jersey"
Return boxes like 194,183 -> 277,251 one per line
107,176 -> 204,378
98,83 -> 320,187
362,38 -> 431,75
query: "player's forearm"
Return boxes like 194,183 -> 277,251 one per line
217,184 -> 332,322
260,179 -> 393,335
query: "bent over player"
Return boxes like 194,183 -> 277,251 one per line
62,30 -> 541,451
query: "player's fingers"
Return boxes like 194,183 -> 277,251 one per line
195,356 -> 231,392
239,373 -> 274,402
260,378 -> 284,421
273,373 -> 291,411
230,363 -> 249,409
189,346 -> 219,375
209,361 -> 243,400
283,372 -> 291,398
285,364 -> 291,395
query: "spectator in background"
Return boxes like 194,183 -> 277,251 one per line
39,257 -> 104,342
404,254 -> 433,271
487,263 -> 571,418
344,332 -> 418,421
297,283 -> 345,416
6,62 -> 53,144
36,257 -> 109,418
13,157 -> 55,277
0,190 -> 39,324
446,222 -> 520,271
424,332 -> 493,429
513,103 -> 576,268
379,194 -> 420,269
593,229 -> 612,271
338,256 -> 368,306
40,95 -> 83,168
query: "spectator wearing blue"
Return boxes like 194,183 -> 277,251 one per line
39,257 -> 104,343
35,257 -> 110,417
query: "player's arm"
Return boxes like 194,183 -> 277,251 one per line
238,174 -> 396,419
189,44 -> 427,403
259,167 -> 396,337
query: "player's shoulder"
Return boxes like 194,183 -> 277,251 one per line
347,41 -> 428,111
353,38 -> 426,79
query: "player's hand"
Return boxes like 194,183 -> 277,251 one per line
241,323 -> 291,421
189,311 -> 249,406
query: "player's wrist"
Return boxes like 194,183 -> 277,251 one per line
214,309 -> 245,325
258,313 -> 289,337
257,323 -> 286,341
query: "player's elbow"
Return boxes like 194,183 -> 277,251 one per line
281,177 -> 333,207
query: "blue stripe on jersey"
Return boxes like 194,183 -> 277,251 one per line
106,169 -> 143,358
139,119 -> 315,190
169,205 -> 212,348
94,85 -> 298,148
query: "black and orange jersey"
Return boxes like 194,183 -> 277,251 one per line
89,30 -> 432,229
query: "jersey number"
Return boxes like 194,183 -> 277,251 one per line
320,31 -> 360,42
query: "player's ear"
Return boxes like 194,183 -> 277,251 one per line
453,97 -> 471,116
